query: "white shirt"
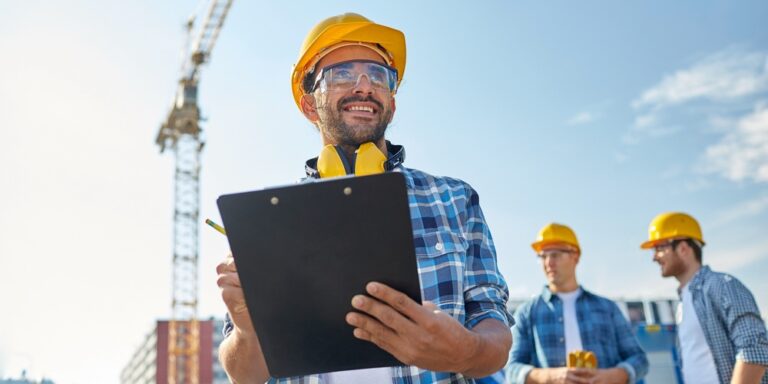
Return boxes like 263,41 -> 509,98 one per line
677,283 -> 719,384
557,289 -> 583,357
323,367 -> 392,384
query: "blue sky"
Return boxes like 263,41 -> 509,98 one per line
1,1 -> 767,383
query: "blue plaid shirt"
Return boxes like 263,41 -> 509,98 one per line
682,266 -> 768,383
505,287 -> 648,383
224,166 -> 512,383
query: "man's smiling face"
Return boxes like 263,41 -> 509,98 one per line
308,45 -> 396,147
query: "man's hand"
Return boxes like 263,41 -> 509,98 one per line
527,367 -> 628,384
216,253 -> 270,384
528,367 -> 594,384
345,281 -> 484,374
215,254 -> 254,336
588,368 -> 629,384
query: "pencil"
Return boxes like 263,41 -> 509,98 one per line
205,218 -> 227,236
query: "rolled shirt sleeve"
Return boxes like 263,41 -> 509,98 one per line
462,187 -> 514,329
609,301 -> 649,382
721,276 -> 768,366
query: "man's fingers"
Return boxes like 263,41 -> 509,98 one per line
220,285 -> 248,313
350,295 -> 417,334
347,313 -> 405,357
351,328 -> 405,362
365,282 -> 431,324
216,254 -> 237,274
566,369 -> 592,384
216,273 -> 241,288
570,368 -> 594,377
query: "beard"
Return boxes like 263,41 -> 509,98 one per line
660,252 -> 685,277
317,94 -> 392,147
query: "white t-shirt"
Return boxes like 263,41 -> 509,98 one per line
323,367 -> 392,384
677,283 -> 719,384
557,289 -> 583,357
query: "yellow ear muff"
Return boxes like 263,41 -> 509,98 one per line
317,144 -> 348,178
316,142 -> 387,178
354,142 -> 387,176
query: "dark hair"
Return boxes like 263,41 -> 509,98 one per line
302,69 -> 317,93
673,238 -> 702,263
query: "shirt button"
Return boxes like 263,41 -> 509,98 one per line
558,317 -> 563,322
435,243 -> 444,251
559,337 -> 564,343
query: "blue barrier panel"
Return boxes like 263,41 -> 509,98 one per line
635,324 -> 683,384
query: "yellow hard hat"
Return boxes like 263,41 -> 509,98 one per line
640,212 -> 705,249
290,13 -> 407,111
531,223 -> 581,254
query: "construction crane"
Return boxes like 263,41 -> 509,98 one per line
155,1 -> 233,383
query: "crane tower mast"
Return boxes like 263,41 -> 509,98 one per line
155,1 -> 233,383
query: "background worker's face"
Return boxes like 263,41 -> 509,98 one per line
303,45 -> 396,146
652,241 -> 686,278
538,244 -> 579,287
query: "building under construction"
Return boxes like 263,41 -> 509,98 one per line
120,319 -> 229,384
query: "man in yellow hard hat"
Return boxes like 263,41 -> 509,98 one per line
642,212 -> 768,384
216,13 -> 513,383
506,223 -> 648,384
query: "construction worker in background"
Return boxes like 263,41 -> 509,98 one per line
506,223 -> 648,384
642,212 -> 768,384
215,13 -> 513,383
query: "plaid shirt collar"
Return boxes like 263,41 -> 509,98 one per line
540,285 -> 592,303
688,265 -> 711,291
677,265 -> 710,296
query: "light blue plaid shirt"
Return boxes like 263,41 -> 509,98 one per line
682,266 -> 768,383
224,166 -> 512,383
505,287 -> 648,383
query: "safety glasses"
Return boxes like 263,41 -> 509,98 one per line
653,242 -> 675,254
311,60 -> 398,94
537,249 -> 575,260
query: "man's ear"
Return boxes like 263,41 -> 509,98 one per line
677,241 -> 694,262
300,94 -> 319,122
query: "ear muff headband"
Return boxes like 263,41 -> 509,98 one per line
317,142 -> 387,178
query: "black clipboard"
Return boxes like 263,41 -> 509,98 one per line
216,172 -> 421,378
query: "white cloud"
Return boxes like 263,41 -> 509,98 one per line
701,102 -> 768,182
707,238 -> 768,272
628,49 -> 768,144
625,49 -> 768,184
567,111 -> 596,125
708,194 -> 768,230
633,50 -> 768,109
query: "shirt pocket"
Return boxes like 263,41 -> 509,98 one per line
412,230 -> 469,319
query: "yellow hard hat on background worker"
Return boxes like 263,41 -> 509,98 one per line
290,13 -> 407,111
640,212 -> 705,249
531,223 -> 581,254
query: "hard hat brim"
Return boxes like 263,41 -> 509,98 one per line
531,240 -> 580,254
639,239 -> 658,249
640,237 -> 705,250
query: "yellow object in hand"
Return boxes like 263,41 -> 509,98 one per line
567,350 -> 597,369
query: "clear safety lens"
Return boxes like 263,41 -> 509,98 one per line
537,249 -> 574,260
313,60 -> 398,93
